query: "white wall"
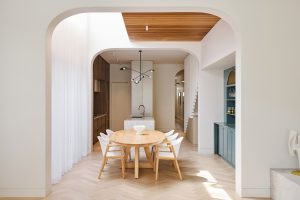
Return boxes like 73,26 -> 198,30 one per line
201,20 -> 236,69
131,61 -> 153,116
184,54 -> 199,131
109,63 -> 131,128
1,1 -> 300,198
198,69 -> 224,153
110,64 -> 131,83
196,19 -> 234,154
153,64 -> 183,132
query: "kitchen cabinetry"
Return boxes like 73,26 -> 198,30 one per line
214,123 -> 235,166
214,66 -> 235,167
93,55 -> 110,144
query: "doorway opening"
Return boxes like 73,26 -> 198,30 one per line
175,69 -> 184,132
47,9 -> 240,195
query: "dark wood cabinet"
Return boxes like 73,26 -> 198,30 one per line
93,55 -> 110,144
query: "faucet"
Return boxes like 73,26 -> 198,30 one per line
138,105 -> 145,117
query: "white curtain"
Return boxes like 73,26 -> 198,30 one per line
51,14 -> 92,184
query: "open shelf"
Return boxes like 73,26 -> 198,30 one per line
226,113 -> 235,116
225,67 -> 235,126
226,84 -> 235,87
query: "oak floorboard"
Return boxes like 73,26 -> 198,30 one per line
1,138 -> 270,200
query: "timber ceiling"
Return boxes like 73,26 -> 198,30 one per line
122,12 -> 220,41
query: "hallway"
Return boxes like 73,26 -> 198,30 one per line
29,139 -> 269,200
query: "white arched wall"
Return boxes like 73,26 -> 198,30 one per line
1,1 -> 300,198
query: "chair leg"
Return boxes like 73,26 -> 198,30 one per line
155,158 -> 159,181
98,157 -> 107,179
153,153 -> 157,172
153,157 -> 156,172
121,157 -> 125,179
174,159 -> 183,180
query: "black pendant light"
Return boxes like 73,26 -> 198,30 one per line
120,50 -> 154,84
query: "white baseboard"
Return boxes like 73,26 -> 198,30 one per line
198,148 -> 214,154
0,188 -> 46,197
241,188 -> 270,198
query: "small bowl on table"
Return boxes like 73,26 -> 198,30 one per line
133,125 -> 146,135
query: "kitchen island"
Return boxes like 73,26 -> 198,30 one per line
124,117 -> 155,130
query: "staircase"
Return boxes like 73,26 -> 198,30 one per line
184,88 -> 198,132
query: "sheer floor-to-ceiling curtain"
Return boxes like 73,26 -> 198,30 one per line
51,15 -> 92,184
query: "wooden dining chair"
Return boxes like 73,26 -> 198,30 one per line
164,130 -> 175,137
150,130 -> 175,154
152,132 -> 179,159
99,132 -> 123,151
97,136 -> 125,179
154,136 -> 184,181
102,131 -> 133,161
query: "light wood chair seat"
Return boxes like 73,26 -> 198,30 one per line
105,150 -> 123,158
156,151 -> 174,159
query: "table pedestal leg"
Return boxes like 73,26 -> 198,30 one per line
134,146 -> 139,178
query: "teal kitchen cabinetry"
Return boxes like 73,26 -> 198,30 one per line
214,123 -> 235,166
214,67 -> 235,167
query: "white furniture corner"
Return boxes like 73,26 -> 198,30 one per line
124,117 -> 155,130
271,169 -> 300,200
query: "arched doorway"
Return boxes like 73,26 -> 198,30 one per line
175,69 -> 184,132
47,9 -> 240,196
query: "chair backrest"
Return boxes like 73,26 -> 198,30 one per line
167,132 -> 178,141
164,130 -> 174,137
106,129 -> 114,136
99,132 -> 108,139
97,136 -> 108,156
170,137 -> 184,157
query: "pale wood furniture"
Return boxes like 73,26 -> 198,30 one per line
154,137 -> 184,181
110,129 -> 165,178
152,132 -> 179,158
97,136 -> 125,179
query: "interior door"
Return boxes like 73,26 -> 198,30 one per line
111,82 -> 131,131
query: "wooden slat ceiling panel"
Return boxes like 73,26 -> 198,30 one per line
122,12 -> 220,41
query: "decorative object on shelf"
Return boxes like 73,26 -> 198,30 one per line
288,130 -> 300,175
133,125 -> 146,135
227,107 -> 235,115
227,70 -> 235,85
120,50 -> 154,84
228,87 -> 235,98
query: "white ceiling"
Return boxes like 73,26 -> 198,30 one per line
101,49 -> 189,64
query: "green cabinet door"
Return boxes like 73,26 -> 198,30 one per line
227,127 -> 232,163
223,126 -> 228,160
231,131 -> 235,166
218,125 -> 224,157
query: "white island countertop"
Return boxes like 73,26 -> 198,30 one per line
124,117 -> 155,130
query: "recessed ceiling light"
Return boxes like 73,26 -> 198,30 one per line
145,25 -> 149,31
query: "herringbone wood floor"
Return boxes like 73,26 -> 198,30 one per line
2,139 -> 270,200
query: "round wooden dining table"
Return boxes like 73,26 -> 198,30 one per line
110,129 -> 165,178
